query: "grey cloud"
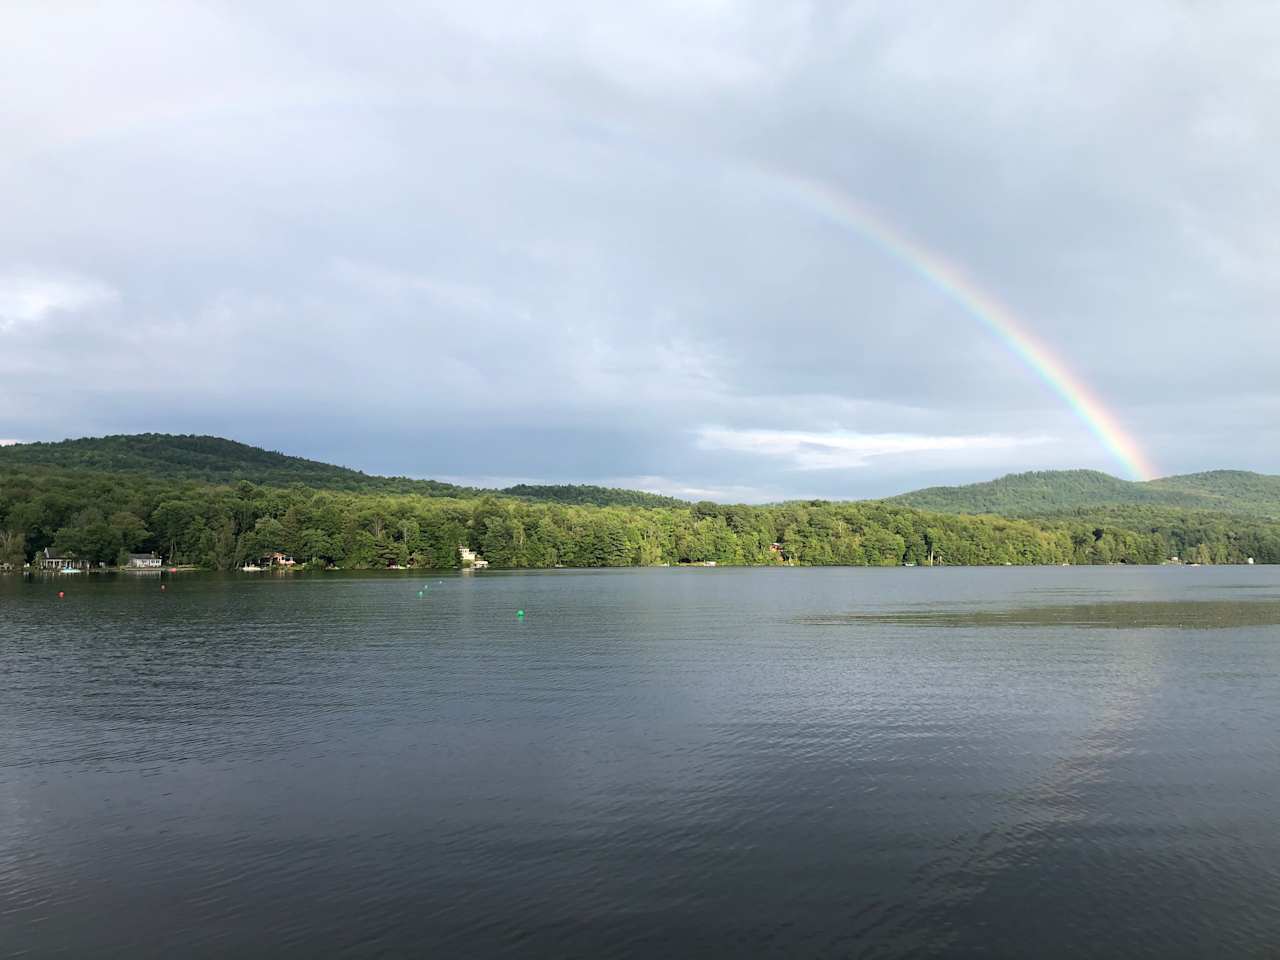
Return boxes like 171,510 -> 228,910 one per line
1,1 -> 1276,497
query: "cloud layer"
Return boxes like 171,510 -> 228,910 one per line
0,270 -> 117,331
697,427 -> 1046,472
2,2 -> 1277,499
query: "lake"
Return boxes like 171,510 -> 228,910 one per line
3,566 -> 1279,957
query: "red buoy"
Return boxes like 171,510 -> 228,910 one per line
58,591 -> 65,599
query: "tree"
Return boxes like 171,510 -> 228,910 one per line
151,500 -> 201,562
109,512 -> 150,552
0,529 -> 25,570
245,517 -> 287,559
53,509 -> 123,564
210,518 -> 240,570
298,527 -> 337,566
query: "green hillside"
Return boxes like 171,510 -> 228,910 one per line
892,469 -> 1280,517
500,484 -> 684,508
0,434 -> 683,508
1153,470 -> 1280,509
3,435 -> 1279,570
0,433 -> 464,494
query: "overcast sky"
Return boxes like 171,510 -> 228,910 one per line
2,2 -> 1277,500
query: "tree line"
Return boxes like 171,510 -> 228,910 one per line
2,465 -> 1277,572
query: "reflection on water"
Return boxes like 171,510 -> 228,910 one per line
800,599 -> 1280,629
2,566 -> 1279,957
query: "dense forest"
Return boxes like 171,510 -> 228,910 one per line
894,468 -> 1280,516
0,434 -> 682,508
2,435 -> 1277,571
3,462 -> 1278,572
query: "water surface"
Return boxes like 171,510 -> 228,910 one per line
3,566 -> 1279,957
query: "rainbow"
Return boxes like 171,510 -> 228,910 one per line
770,173 -> 1159,482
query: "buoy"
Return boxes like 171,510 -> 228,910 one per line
58,591 -> 65,599
160,584 -> 166,591
417,591 -> 424,598
517,609 -> 525,618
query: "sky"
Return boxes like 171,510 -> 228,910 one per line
2,2 -> 1278,501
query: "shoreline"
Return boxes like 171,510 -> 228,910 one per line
5,560 -> 1268,578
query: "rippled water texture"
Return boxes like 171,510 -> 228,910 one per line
3,566 -> 1279,957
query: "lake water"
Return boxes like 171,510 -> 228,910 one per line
3,566 -> 1279,957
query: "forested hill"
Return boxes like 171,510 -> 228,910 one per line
500,484 -> 684,508
0,434 -> 684,508
3,436 -> 1280,570
0,433 -> 459,494
892,469 -> 1280,517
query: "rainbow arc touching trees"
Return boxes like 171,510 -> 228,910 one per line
774,173 -> 1159,482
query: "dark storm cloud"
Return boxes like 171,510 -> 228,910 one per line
1,2 -> 1276,500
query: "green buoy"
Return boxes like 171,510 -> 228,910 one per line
417,591 -> 424,598
517,609 -> 525,619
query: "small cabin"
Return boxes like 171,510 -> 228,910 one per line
262,551 -> 296,568
127,552 -> 163,568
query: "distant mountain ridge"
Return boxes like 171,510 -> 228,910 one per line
5,434 -> 1276,516
0,434 -> 685,508
891,468 -> 1280,517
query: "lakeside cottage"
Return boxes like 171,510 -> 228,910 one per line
262,551 -> 296,568
40,548 -> 88,571
127,552 -> 163,569
459,546 -> 489,569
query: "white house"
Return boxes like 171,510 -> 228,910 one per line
41,548 -> 88,571
127,552 -> 163,568
459,545 -> 489,569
